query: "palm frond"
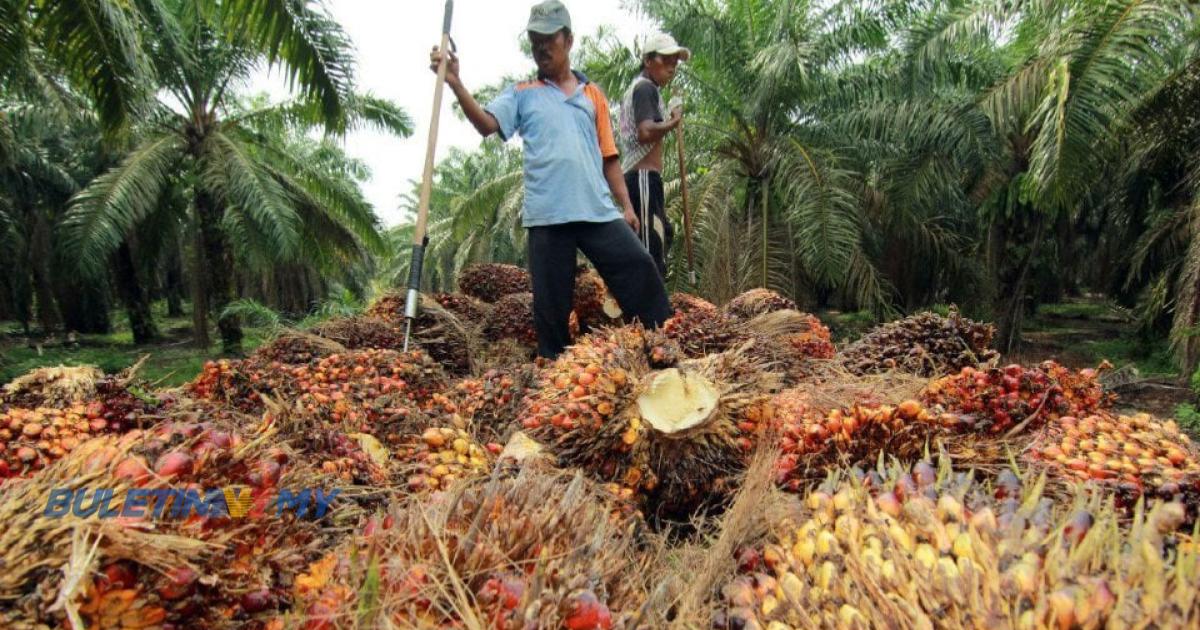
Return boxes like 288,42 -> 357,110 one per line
32,0 -> 150,134
202,130 -> 302,258
58,132 -> 185,273
220,0 -> 355,130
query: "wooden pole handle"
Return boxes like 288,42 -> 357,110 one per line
676,121 -> 696,278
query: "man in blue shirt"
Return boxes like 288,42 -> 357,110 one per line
430,0 -> 672,359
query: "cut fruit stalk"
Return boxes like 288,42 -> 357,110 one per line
636,368 -> 721,435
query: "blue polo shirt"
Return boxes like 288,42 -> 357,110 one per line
485,71 -> 622,227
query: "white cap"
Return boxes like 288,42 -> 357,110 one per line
641,32 -> 691,61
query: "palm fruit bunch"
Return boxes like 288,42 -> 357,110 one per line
0,421 -> 348,630
252,331 -> 347,365
663,306 -> 741,357
723,288 -> 798,320
458,262 -> 532,303
309,316 -> 406,352
522,326 -> 781,514
768,392 -> 936,491
733,312 -> 838,385
483,291 -> 576,348
188,358 -> 272,413
921,361 -> 1109,434
0,403 -> 118,478
715,460 -> 1200,630
670,292 -> 717,315
398,426 -> 497,493
432,291 -> 491,326
365,295 -> 476,376
449,366 -> 537,443
780,313 -> 835,360
1,365 -> 104,408
574,265 -> 623,332
483,291 -> 537,346
292,349 -> 448,439
1030,412 -> 1200,492
0,372 -> 166,478
286,470 -> 654,630
839,308 -> 1000,377
101,422 -> 358,628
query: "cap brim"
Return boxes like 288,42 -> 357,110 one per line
653,46 -> 691,61
527,20 -> 566,35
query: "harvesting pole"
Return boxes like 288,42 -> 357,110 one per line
404,0 -> 454,351
674,101 -> 696,286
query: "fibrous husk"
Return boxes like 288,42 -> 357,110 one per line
282,468 -> 656,629
723,288 -> 798,321
2,365 -> 104,408
458,263 -> 532,303
715,459 -> 1200,630
839,307 -> 1000,377
520,326 -> 781,516
309,316 -> 405,352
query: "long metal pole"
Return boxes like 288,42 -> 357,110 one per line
404,0 -> 454,351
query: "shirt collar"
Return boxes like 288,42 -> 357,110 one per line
537,69 -> 590,87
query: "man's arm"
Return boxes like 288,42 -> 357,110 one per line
631,81 -> 681,145
636,108 -> 681,145
430,47 -> 500,137
604,156 -> 640,233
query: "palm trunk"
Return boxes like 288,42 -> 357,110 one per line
28,209 -> 61,334
190,218 -> 211,349
196,189 -> 242,353
761,176 -> 770,289
991,211 -> 1047,354
165,246 -> 185,318
114,242 -> 158,343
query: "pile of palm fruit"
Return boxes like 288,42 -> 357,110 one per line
2,267 -> 1199,629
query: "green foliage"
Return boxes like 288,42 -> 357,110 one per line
1175,404 -> 1200,435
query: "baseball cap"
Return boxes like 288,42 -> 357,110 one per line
641,32 -> 691,61
527,0 -> 572,35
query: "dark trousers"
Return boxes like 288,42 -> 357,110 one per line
527,219 -> 672,359
625,170 -> 673,279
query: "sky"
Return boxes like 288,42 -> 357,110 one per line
253,1 -> 654,227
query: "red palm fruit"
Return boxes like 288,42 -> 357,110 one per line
115,456 -> 151,484
563,590 -> 613,630
154,451 -> 194,479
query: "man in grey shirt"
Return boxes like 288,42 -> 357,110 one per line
617,32 -> 690,280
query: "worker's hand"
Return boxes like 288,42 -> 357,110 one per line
430,45 -> 461,87
668,97 -> 684,126
623,206 -> 641,233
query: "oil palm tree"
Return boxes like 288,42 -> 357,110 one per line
60,0 -> 411,352
901,0 -> 1193,351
